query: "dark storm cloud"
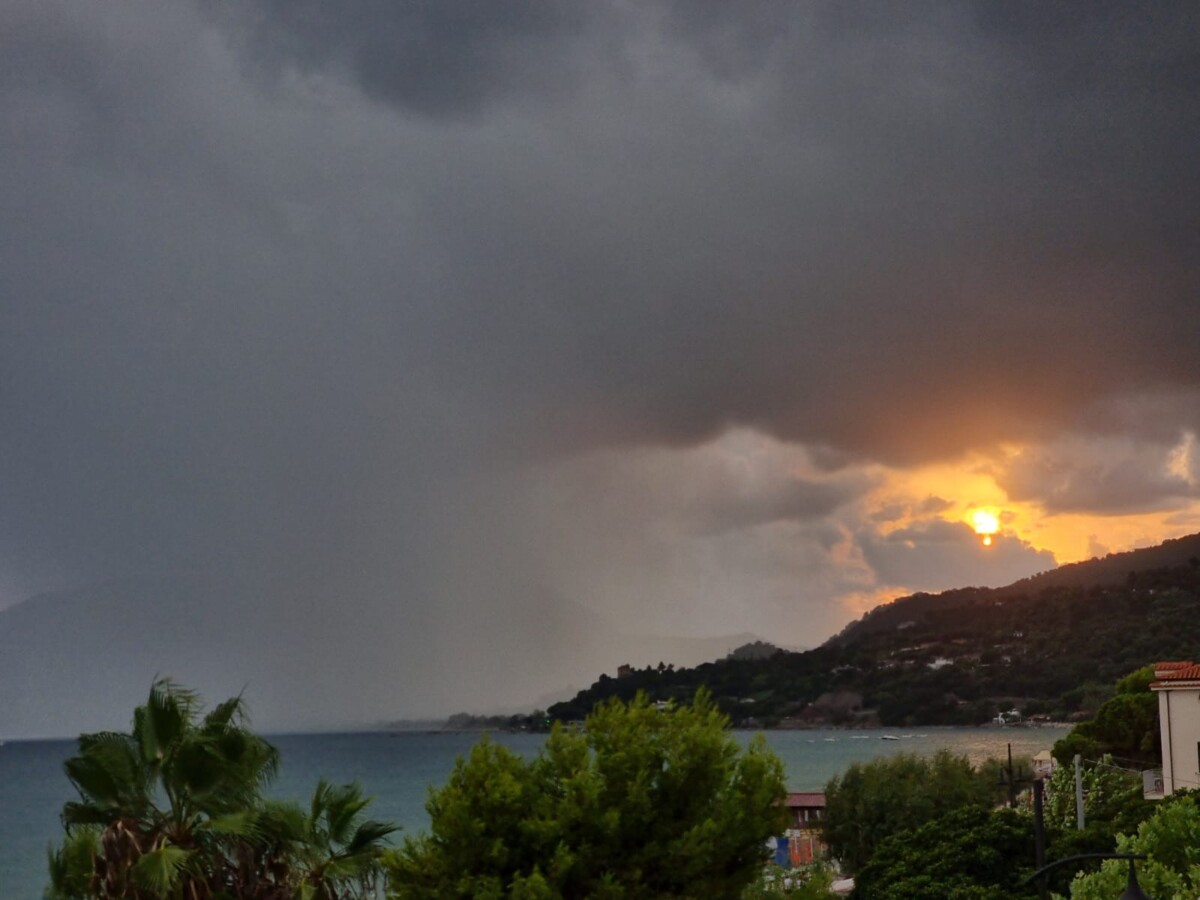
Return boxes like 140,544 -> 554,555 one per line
215,0 -> 1200,463
210,0 -> 599,116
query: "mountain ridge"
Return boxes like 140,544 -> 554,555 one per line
549,532 -> 1200,726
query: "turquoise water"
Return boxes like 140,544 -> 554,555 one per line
1,726 -> 1067,897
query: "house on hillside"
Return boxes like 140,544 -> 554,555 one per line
1149,660 -> 1200,797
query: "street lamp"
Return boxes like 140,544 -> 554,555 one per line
1119,857 -> 1150,900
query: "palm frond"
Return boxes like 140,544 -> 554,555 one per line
76,730 -> 136,755
310,777 -> 332,823
45,825 -> 100,900
322,853 -> 377,880
256,799 -> 311,846
315,781 -> 371,846
137,678 -> 197,765
201,694 -> 246,731
346,820 -> 399,855
130,843 -> 193,894
63,734 -> 147,816
199,810 -> 261,841
60,800 -> 117,829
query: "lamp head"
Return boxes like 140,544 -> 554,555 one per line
1119,857 -> 1150,900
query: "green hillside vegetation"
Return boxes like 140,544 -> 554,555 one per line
549,539 -> 1200,726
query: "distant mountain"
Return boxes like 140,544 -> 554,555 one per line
725,640 -> 783,661
549,533 -> 1200,727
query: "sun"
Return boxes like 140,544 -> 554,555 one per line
971,509 -> 1001,546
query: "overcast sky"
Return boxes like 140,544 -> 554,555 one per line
3,1 -> 1199,731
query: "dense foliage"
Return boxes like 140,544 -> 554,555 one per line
831,752 -> 1156,898
819,663 -> 1167,897
386,691 -> 787,898
1041,754 -> 1153,865
1051,665 -> 1160,768
743,863 -> 837,898
1066,791 -> 1200,899
46,680 -> 395,900
851,806 -> 1036,900
548,553 -> 1200,727
823,750 -> 994,874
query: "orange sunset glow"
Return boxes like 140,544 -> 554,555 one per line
864,445 -> 1200,570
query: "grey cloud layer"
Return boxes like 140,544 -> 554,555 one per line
995,434 -> 1199,515
859,520 -> 1056,591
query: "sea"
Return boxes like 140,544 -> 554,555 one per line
0,725 -> 1068,897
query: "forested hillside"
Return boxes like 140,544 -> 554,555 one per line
549,536 -> 1200,727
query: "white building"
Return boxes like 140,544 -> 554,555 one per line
1150,661 -> 1200,796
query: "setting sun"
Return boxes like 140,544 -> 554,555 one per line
971,509 -> 1000,546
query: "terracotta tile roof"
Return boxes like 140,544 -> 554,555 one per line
1155,660 -> 1194,672
1152,661 -> 1200,686
785,792 -> 826,808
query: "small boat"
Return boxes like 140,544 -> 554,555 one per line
880,734 -> 900,741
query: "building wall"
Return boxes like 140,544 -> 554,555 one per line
1158,686 -> 1200,795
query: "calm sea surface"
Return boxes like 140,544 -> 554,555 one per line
0,725 -> 1068,897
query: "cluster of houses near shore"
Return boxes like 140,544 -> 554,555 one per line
765,659 -> 1200,893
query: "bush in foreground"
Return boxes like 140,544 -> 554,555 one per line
386,690 -> 787,898
851,805 -> 1036,900
1066,791 -> 1200,899
823,749 -> 995,874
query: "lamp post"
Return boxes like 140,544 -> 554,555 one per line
1024,853 -> 1149,900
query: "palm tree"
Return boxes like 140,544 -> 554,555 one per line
46,680 -> 395,900
254,781 -> 397,900
48,679 -> 279,898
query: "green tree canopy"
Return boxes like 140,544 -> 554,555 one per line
851,805 -> 1037,900
823,750 -> 994,874
1066,791 -> 1200,899
1052,665 -> 1160,768
386,690 -> 787,899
